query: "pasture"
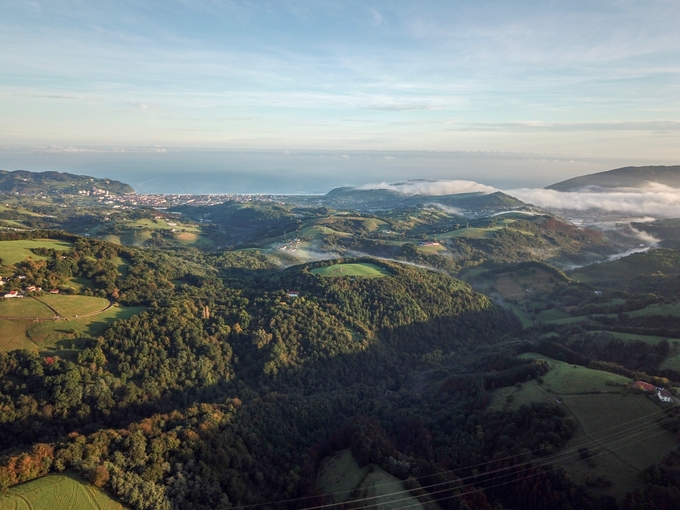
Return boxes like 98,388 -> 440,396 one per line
0,298 -> 53,319
315,449 -> 423,509
316,449 -> 369,503
311,263 -> 391,278
0,304 -> 145,352
493,267 -> 566,301
0,473 -> 124,510
37,295 -> 110,317
489,353 -> 676,500
0,239 -> 72,266
28,304 -> 146,348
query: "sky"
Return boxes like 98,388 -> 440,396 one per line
1,0 -> 680,192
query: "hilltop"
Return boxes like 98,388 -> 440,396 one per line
318,184 -> 526,211
0,170 -> 134,196
547,165 -> 680,191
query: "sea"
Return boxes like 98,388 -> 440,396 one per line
0,147 -> 651,195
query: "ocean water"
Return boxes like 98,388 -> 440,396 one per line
0,147 -> 654,195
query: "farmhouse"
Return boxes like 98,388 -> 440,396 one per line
3,290 -> 20,298
632,381 -> 657,392
286,291 -> 300,298
420,241 -> 441,247
50,289 -> 60,294
657,389 -> 674,403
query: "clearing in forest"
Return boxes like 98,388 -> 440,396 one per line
311,263 -> 391,278
316,449 -> 424,509
0,239 -> 73,266
493,267 -> 566,301
0,473 -> 125,510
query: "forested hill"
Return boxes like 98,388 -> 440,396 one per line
0,170 -> 134,195
0,234 -> 528,509
317,186 -> 526,211
547,165 -> 680,191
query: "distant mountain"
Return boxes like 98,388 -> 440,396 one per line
0,170 -> 135,195
320,185 -> 526,212
547,165 -> 680,191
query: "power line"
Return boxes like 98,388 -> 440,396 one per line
224,404 -> 666,510
368,425 -> 677,510
295,413 -> 677,510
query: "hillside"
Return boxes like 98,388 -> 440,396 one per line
547,165 -> 680,191
319,185 -> 526,211
0,170 -> 134,196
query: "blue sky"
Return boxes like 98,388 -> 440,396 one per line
1,0 -> 679,190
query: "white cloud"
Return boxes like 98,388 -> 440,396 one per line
508,183 -> 680,217
357,179 -> 497,195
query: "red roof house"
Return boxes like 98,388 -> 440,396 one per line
633,381 -> 657,392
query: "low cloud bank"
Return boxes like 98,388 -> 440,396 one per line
354,179 -> 680,219
508,183 -> 680,218
357,180 -> 497,195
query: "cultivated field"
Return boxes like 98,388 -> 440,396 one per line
311,263 -> 391,278
0,239 -> 72,266
0,473 -> 125,510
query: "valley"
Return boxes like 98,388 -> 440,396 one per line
1,168 -> 680,509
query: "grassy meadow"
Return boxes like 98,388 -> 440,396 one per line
490,353 -> 677,500
0,239 -> 73,266
0,473 -> 124,510
316,449 -> 424,509
311,263 -> 392,278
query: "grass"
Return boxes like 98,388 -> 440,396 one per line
443,227 -> 503,239
0,320 -> 39,351
536,308 -> 573,322
587,330 -> 677,345
0,473 -> 124,510
0,304 -> 145,352
0,239 -> 73,266
0,298 -> 54,318
28,304 -> 146,348
311,263 -> 392,278
315,449 -> 423,509
557,394 -> 676,500
37,295 -> 110,317
489,353 -> 676,500
628,302 -> 680,318
316,449 -> 369,503
493,267 -> 566,301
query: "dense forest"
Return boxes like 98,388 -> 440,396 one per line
0,229 -> 679,510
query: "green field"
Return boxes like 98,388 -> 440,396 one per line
0,473 -> 125,510
535,308 -> 573,322
0,239 -> 73,266
586,330 -> 677,345
316,449 -> 423,509
0,298 -> 53,318
316,449 -> 369,503
489,353 -> 676,499
0,304 -> 145,352
628,302 -> 680,318
28,304 -> 146,348
37,295 -> 110,317
311,263 -> 392,278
